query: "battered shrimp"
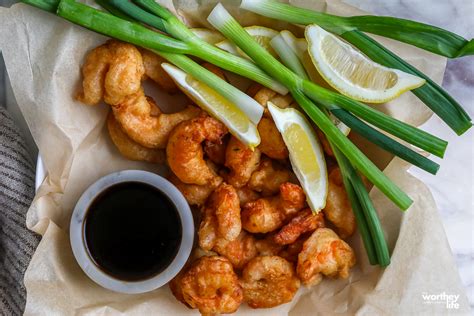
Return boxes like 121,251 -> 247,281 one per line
241,182 -> 306,233
112,90 -> 201,148
140,48 -> 178,93
248,157 -> 293,196
167,116 -> 228,185
274,208 -> 325,245
236,186 -> 260,206
241,256 -> 300,308
279,235 -> 308,263
213,231 -> 258,269
174,256 -> 243,315
168,173 -> 223,206
225,136 -> 261,188
253,86 -> 293,116
107,113 -> 165,163
77,40 -> 145,106
297,228 -> 356,286
203,134 -> 229,165
255,235 -> 283,256
323,168 -> 356,238
257,117 -> 289,159
198,183 -> 241,249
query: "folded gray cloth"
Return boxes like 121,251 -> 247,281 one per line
0,107 -> 40,315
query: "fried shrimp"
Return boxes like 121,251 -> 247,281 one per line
323,168 -> 356,238
140,49 -> 178,93
255,235 -> 283,256
225,136 -> 261,188
252,86 -> 293,116
77,40 -> 145,106
198,183 -> 241,250
236,186 -> 260,206
241,256 -> 300,308
279,235 -> 308,263
274,209 -> 325,245
112,90 -> 201,148
174,256 -> 243,315
107,113 -> 165,163
204,134 -> 229,165
169,173 -> 223,206
248,157 -> 293,196
213,231 -> 258,269
297,228 -> 356,286
257,117 -> 289,159
167,116 -> 228,185
241,182 -> 306,233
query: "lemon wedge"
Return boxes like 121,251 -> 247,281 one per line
216,26 -> 279,58
306,25 -> 425,103
162,64 -> 260,148
279,30 -> 350,136
268,102 -> 328,212
191,28 -> 225,44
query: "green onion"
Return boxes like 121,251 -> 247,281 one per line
207,3 -> 413,210
240,0 -> 474,58
271,32 -> 440,174
240,0 -> 472,135
333,146 -> 390,266
270,34 -> 309,79
94,0 -> 136,22
108,0 -> 288,95
55,0 -> 264,125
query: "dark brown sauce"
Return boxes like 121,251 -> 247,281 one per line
84,182 -> 182,281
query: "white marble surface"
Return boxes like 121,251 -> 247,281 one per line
344,0 -> 474,310
0,0 -> 473,311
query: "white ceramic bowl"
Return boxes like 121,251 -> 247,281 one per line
69,170 -> 194,294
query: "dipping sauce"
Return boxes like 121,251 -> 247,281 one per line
84,182 -> 182,281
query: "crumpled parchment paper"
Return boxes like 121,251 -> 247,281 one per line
0,0 -> 470,314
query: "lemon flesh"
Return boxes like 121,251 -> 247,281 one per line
268,102 -> 328,212
191,28 -> 225,44
306,25 -> 425,103
162,63 -> 260,148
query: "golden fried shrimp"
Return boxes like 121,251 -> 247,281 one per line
203,134 -> 229,165
225,136 -> 261,188
253,86 -> 293,116
213,231 -> 258,269
297,228 -> 356,286
77,40 -> 144,106
112,90 -> 201,148
248,157 -> 292,196
241,256 -> 300,308
279,235 -> 307,263
274,208 -> 325,245
209,183 -> 241,241
236,186 -> 260,206
140,49 -> 178,93
255,235 -> 283,256
175,256 -> 243,315
107,113 -> 165,163
257,117 -> 289,159
241,182 -> 306,233
167,116 -> 228,185
168,173 -> 223,206
246,82 -> 263,97
323,168 -> 356,238
198,183 -> 241,250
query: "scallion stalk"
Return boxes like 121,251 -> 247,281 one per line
240,0 -> 474,58
270,34 -> 309,80
240,0 -> 472,135
333,146 -> 390,266
107,0 -> 288,95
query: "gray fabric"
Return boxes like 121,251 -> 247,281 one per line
0,107 -> 40,315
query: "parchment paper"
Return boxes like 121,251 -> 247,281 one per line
0,0 -> 470,314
